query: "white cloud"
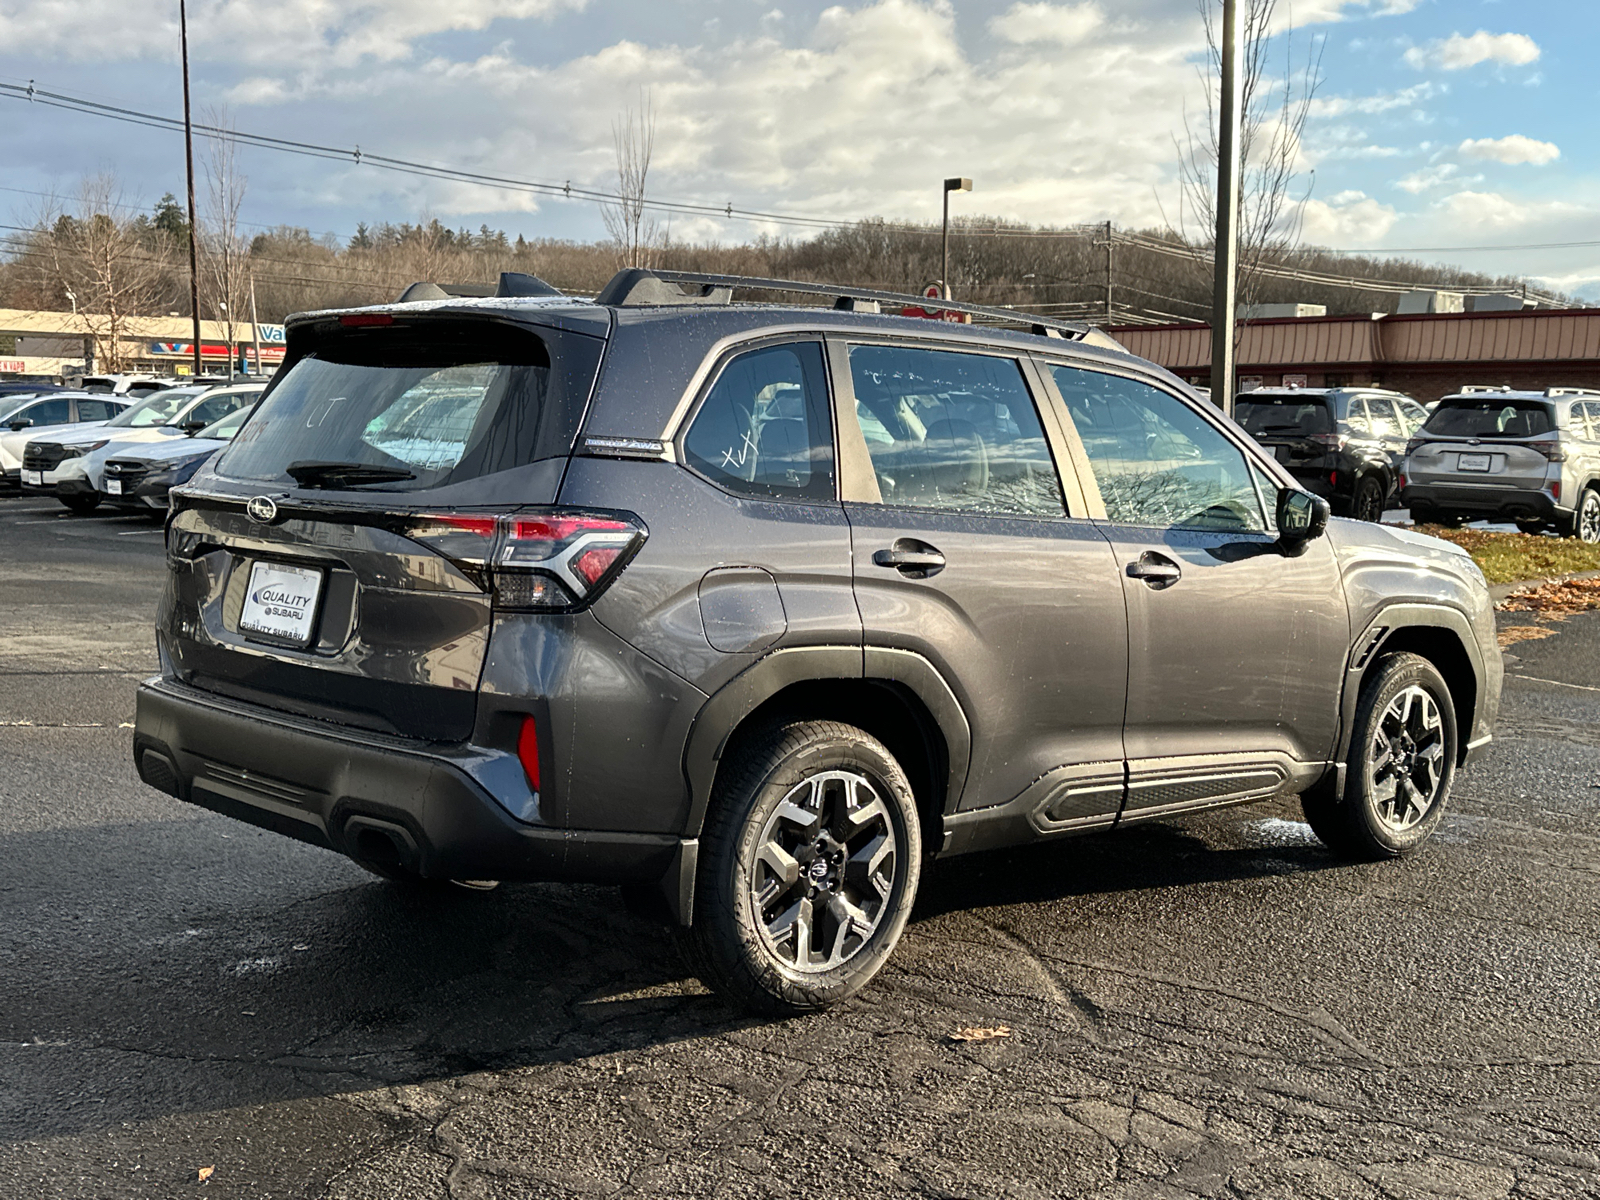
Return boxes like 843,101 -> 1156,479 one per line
1296,190 -> 1398,244
1404,31 -> 1540,72
989,2 -> 1106,46
1310,81 -> 1439,118
1433,190 -> 1588,234
1458,135 -> 1560,166
208,0 -> 1207,232
0,0 -> 588,66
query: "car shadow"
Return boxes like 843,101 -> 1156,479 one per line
0,803 -> 1339,1143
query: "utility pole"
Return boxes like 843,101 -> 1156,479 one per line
941,177 -> 972,301
249,275 -> 261,377
1104,219 -> 1114,324
180,0 -> 203,379
1209,0 -> 1242,416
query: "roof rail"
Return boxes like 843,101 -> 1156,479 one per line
395,272 -> 562,303
1457,384 -> 1513,393
592,268 -> 1112,346
1546,387 -> 1600,397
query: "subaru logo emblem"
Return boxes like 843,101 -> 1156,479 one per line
246,495 -> 279,524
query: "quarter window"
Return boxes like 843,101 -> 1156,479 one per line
682,342 -> 834,501
846,344 -> 1064,517
1051,366 -> 1266,532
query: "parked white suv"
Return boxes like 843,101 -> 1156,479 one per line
1400,386 -> 1600,540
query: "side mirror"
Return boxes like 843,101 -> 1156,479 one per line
1277,488 -> 1330,545
7,418 -> 32,431
180,419 -> 208,437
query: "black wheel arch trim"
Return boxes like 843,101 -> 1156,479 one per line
1340,603 -> 1489,769
680,644 -> 973,841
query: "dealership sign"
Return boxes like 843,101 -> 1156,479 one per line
150,339 -> 285,363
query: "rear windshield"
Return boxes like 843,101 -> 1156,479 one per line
1234,396 -> 1333,437
1424,399 -> 1553,439
216,321 -> 601,491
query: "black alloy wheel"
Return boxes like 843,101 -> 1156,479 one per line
1351,474 -> 1386,523
1302,652 -> 1457,859
683,720 -> 921,1015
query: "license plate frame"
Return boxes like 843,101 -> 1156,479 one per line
237,560 -> 325,649
21,469 -> 42,487
104,478 -> 122,495
1457,452 -> 1492,473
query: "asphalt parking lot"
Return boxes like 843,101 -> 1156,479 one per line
2,491 -> 1598,1200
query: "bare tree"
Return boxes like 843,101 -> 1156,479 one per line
1174,0 -> 1324,316
30,175 -> 170,373
602,95 -> 660,269
201,107 -> 249,376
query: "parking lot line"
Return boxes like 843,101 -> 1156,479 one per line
118,528 -> 162,536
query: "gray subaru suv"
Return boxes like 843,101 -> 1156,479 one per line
133,270 -> 1502,1014
1401,386 -> 1600,540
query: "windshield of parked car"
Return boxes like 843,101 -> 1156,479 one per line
0,395 -> 39,422
1423,399 -> 1553,439
106,389 -> 205,428
197,404 -> 255,441
1234,395 -> 1334,437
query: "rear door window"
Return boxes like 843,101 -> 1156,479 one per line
74,399 -> 120,422
1424,400 -> 1553,439
681,341 -> 834,501
845,344 -> 1064,517
1234,395 -> 1334,437
217,321 -> 601,491
1585,402 -> 1600,441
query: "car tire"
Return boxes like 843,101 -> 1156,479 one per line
682,719 -> 922,1016
63,494 -> 100,516
354,858 -> 498,893
1407,502 -> 1437,526
1351,474 -> 1386,523
1566,487 -> 1600,544
1515,518 -> 1546,536
1301,652 -> 1457,860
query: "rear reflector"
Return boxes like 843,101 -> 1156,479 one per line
339,313 -> 394,327
517,715 -> 541,793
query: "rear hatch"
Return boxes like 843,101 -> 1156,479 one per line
160,312 -> 606,742
1408,398 -> 1557,490
1235,393 -> 1338,471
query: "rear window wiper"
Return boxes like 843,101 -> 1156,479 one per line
286,460 -> 417,489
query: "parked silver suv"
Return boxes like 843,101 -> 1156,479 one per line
1401,386 -> 1600,540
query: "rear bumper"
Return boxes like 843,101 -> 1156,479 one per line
133,676 -> 682,884
1400,482 -> 1562,521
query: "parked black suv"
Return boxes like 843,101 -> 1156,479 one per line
134,271 -> 1501,1014
1235,387 -> 1428,521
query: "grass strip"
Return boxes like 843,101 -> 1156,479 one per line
1412,525 -> 1600,585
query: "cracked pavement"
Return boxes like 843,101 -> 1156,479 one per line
1,493 -> 1598,1199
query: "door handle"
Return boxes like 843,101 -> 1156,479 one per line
873,540 -> 946,577
1126,552 -> 1181,588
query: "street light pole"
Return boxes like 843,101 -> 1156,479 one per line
180,0 -> 203,380
1209,0 -> 1242,417
941,177 -> 972,302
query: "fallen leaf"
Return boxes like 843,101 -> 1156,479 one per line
1497,625 -> 1559,648
950,1024 -> 1012,1043
197,1165 -> 215,1183
1498,577 -> 1600,617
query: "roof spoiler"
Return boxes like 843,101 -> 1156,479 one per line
395,272 -> 563,303
592,268 -> 1117,347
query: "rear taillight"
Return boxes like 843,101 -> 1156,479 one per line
1405,437 -> 1425,456
1311,433 -> 1347,450
1534,442 -> 1568,463
406,508 -> 647,611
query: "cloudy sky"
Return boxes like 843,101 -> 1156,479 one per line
1,0 -> 1595,298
